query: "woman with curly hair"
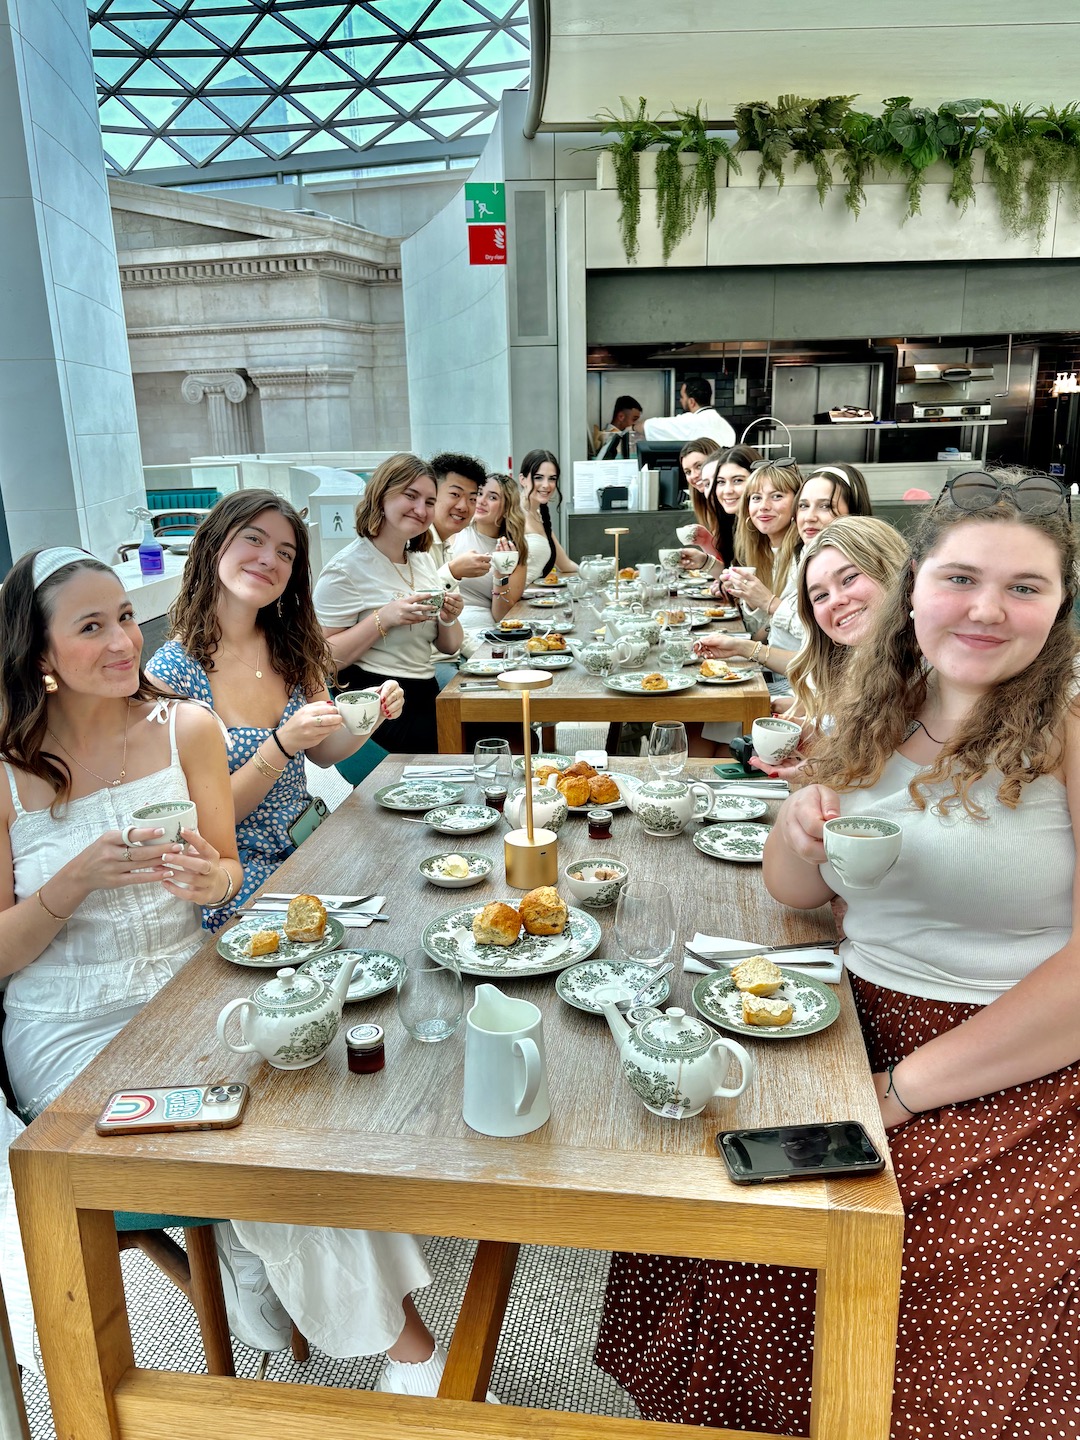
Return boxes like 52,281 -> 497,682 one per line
147,490 -> 402,928
599,471 -> 1080,1439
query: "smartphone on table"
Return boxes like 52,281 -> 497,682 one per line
716,1121 -> 885,1185
95,1082 -> 249,1135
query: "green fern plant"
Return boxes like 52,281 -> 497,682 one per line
984,101 -> 1080,243
733,95 -> 854,201
653,103 -> 740,259
593,97 -> 669,261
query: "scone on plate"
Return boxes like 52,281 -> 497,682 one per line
700,659 -> 735,680
731,956 -> 784,995
542,632 -> 567,651
556,773 -> 592,808
589,773 -> 620,805
472,901 -> 522,946
284,894 -> 327,943
742,993 -> 795,1027
534,763 -> 564,785
520,886 -> 568,936
562,760 -> 598,779
641,672 -> 669,691
246,930 -> 280,958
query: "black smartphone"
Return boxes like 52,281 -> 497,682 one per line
96,1082 -> 249,1136
716,1121 -> 885,1185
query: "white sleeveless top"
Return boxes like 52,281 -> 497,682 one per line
3,702 -> 203,1022
828,751 -> 1074,1004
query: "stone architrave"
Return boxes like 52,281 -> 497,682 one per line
181,371 -> 253,455
248,366 -> 356,456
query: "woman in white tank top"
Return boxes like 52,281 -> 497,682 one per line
598,475 -> 1080,1439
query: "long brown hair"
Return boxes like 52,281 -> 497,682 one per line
680,437 -> 721,528
168,490 -> 333,697
480,473 -> 527,556
354,453 -> 436,553
702,444 -> 761,568
734,461 -> 803,592
787,518 -> 911,724
806,492 -> 1080,815
0,553 -> 158,808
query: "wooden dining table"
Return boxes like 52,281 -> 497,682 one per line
12,756 -> 903,1440
435,595 -> 773,752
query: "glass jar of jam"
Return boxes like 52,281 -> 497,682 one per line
483,785 -> 508,812
345,1023 -> 385,1074
587,807 -> 613,841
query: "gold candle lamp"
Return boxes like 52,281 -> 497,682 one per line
498,668 -> 558,888
606,525 -> 630,603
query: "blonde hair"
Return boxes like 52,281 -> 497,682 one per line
354,453 -> 435,553
787,518 -> 911,724
734,462 -> 803,592
805,491 -> 1080,816
481,473 -> 527,556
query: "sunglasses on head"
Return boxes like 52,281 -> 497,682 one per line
749,455 -> 798,474
935,470 -> 1070,519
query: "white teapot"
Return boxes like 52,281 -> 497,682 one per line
626,778 -> 714,836
601,1003 -> 753,1118
216,962 -> 354,1070
504,780 -> 569,833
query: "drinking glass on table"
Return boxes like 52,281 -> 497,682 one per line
614,880 -> 677,968
474,737 -> 511,789
648,722 -> 688,779
658,630 -> 693,677
396,948 -> 464,1042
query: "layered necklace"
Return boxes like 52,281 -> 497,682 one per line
48,704 -> 132,788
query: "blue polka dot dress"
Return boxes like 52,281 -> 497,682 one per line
147,641 -> 312,931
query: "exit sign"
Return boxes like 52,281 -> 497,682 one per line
465,182 -> 505,224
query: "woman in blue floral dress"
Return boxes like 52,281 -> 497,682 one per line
148,490 -> 403,929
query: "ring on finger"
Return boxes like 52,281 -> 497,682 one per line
122,845 -> 132,862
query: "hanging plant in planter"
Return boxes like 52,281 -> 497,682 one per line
733,95 -> 854,202
983,102 -> 1080,245
655,103 -> 740,260
855,96 -> 987,217
593,97 -> 669,261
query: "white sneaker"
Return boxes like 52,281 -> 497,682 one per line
212,1222 -> 292,1353
377,1343 -> 500,1402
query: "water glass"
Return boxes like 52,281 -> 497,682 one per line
659,632 -> 692,676
614,881 -> 677,967
648,722 -> 688,779
396,948 -> 464,1043
474,737 -> 511,789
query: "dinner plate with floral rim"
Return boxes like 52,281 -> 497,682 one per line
423,804 -> 500,835
218,912 -> 345,967
520,652 -> 574,669
696,666 -> 757,686
527,596 -> 563,609
422,902 -> 602,977
555,959 -> 672,1014
527,578 -> 567,591
374,780 -> 464,811
693,822 -> 769,862
706,794 -> 769,822
418,852 -> 494,888
603,671 -> 698,695
691,967 -> 840,1040
512,752 -> 573,776
299,949 -> 403,1002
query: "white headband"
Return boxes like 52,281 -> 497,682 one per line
32,547 -> 94,590
810,466 -> 853,489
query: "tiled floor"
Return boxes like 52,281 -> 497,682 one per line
21,1234 -> 638,1436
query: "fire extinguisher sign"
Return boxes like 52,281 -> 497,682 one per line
465,182 -> 507,265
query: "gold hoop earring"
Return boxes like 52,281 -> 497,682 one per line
43,673 -> 58,693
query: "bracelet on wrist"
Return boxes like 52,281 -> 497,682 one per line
252,750 -> 285,781
885,1063 -> 921,1116
373,609 -> 388,640
206,869 -> 235,910
271,728 -> 294,761
36,885 -> 72,923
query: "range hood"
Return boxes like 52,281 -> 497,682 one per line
898,363 -> 995,384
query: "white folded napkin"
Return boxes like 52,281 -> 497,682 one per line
689,932 -> 843,984
248,895 -> 387,927
709,785 -> 789,801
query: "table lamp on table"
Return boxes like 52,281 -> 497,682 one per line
498,669 -> 558,888
606,525 -> 630,603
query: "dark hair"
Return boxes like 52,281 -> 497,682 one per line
430,452 -> 486,491
0,552 -> 158,808
714,444 -> 762,471
168,490 -> 334,697
802,463 -> 873,519
354,453 -> 435,554
701,446 -> 762,566
610,395 -> 642,421
682,376 -> 712,408
518,449 -> 562,576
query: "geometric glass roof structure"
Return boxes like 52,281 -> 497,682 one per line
87,0 -> 530,181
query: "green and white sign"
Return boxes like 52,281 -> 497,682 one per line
465,182 -> 505,224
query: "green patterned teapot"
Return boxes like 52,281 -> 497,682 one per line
601,1004 -> 754,1118
626,778 -> 714,835
216,962 -> 354,1070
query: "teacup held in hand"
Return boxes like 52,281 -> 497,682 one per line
123,799 -> 196,845
335,689 -> 380,734
823,816 -> 903,890
751,717 -> 802,765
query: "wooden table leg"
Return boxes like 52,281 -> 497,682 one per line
11,1150 -> 132,1440
439,1241 -> 519,1402
437,692 -> 464,753
809,1208 -> 902,1439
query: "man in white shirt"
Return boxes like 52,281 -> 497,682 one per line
427,453 -> 488,586
643,376 -> 735,447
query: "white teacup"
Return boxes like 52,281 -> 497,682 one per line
636,563 -> 657,586
675,524 -> 699,546
657,548 -> 681,567
490,550 -> 519,577
123,799 -> 196,845
751,717 -> 802,765
823,816 -> 903,890
335,689 -> 381,734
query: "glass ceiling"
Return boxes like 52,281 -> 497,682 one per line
87,0 -> 530,179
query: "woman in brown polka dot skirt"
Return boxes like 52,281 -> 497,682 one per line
596,477 -> 1080,1438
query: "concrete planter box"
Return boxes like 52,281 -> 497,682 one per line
728,150 -> 986,188
596,150 -> 708,190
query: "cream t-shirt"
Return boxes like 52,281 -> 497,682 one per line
313,535 -> 442,679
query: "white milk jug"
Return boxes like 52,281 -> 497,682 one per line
462,984 -> 551,1137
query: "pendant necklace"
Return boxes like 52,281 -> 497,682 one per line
905,718 -> 945,745
222,641 -> 264,680
372,541 -> 415,597
47,705 -> 132,788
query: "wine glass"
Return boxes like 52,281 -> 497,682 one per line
648,722 -> 688,779
473,737 -> 511,790
614,881 -> 676,968
396,947 -> 464,1042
